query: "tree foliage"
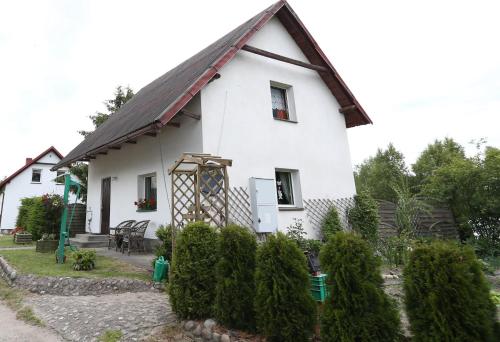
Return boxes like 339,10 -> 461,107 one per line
404,241 -> 499,341
355,143 -> 409,202
320,232 -> 401,341
348,191 -> 379,245
168,222 -> 218,319
69,162 -> 88,203
78,86 -> 134,137
321,206 -> 342,242
254,233 -> 316,342
215,225 -> 257,331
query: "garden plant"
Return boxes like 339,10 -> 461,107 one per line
254,232 -> 316,342
215,225 -> 257,331
320,232 -> 401,341
404,241 -> 499,341
168,222 -> 218,319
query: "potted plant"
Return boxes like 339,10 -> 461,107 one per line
12,227 -> 33,244
135,198 -> 157,211
36,233 -> 58,253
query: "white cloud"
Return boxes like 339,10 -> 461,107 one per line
0,0 -> 499,178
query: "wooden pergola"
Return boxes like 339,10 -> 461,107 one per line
168,153 -> 232,236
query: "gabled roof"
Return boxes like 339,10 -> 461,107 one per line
54,0 -> 371,170
0,146 -> 63,189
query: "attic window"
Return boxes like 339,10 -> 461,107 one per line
271,86 -> 289,120
31,169 -> 42,183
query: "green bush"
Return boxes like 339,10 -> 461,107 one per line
71,250 -> 96,271
320,232 -> 401,341
153,225 -> 173,263
348,191 -> 379,245
254,232 -> 316,342
404,241 -> 499,341
168,222 -> 218,319
25,197 -> 47,241
304,239 -> 323,256
215,225 -> 257,331
16,197 -> 36,229
321,206 -> 342,242
378,236 -> 412,267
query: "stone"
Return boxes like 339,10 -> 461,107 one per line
184,320 -> 196,331
201,327 -> 212,340
212,332 -> 221,342
203,318 -> 217,331
193,324 -> 203,337
220,334 -> 230,342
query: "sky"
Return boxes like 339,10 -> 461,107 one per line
0,0 -> 499,179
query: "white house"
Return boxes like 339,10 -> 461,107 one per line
0,147 -> 71,233
53,1 -> 372,242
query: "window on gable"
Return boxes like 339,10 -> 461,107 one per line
56,170 -> 65,185
137,173 -> 157,210
31,169 -> 42,183
271,86 -> 289,120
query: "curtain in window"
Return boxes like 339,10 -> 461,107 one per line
271,87 -> 289,120
145,176 -> 157,209
275,172 -> 294,205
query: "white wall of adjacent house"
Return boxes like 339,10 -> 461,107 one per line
200,17 -> 356,237
0,151 -> 70,231
85,98 -> 203,239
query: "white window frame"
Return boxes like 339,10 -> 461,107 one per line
56,170 -> 65,185
275,168 -> 303,210
137,172 -> 157,210
31,168 -> 42,183
270,81 -> 297,122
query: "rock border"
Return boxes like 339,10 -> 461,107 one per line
182,319 -> 230,342
0,256 -> 157,296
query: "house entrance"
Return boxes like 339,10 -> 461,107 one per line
100,177 -> 111,235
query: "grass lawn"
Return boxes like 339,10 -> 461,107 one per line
0,234 -> 33,248
0,249 -> 150,281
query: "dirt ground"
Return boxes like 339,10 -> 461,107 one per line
0,301 -> 62,342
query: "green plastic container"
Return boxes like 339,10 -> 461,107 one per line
153,256 -> 168,282
309,274 -> 330,302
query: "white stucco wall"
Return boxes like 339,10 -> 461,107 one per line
0,151 -> 71,231
200,17 -> 356,236
85,99 -> 203,239
85,17 -> 357,239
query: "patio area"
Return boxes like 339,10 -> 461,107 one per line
95,247 -> 155,272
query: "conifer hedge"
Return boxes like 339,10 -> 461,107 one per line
348,191 -> 379,245
168,222 -> 218,319
321,206 -> 342,242
215,225 -> 257,331
254,233 -> 316,342
404,242 -> 499,341
320,232 -> 401,341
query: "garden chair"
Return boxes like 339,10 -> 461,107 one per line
108,220 -> 136,251
121,220 -> 150,255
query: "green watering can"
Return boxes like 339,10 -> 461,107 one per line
153,256 -> 169,282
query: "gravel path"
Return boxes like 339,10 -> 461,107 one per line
0,301 -> 62,342
26,291 -> 177,341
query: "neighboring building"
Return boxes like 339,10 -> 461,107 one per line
0,147 -> 71,233
53,1 -> 372,241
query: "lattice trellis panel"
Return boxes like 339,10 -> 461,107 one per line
198,165 -> 228,227
227,187 -> 253,228
171,171 -> 196,229
303,197 -> 355,235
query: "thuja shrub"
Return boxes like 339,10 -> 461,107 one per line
26,197 -> 47,241
215,225 -> 257,331
321,206 -> 342,242
16,197 -> 36,229
168,222 -> 219,319
320,232 -> 401,341
348,191 -> 379,245
254,233 -> 316,342
404,242 -> 499,341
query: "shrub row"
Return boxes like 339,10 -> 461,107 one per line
15,194 -> 63,241
169,222 -> 499,341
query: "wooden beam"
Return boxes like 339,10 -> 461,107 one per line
145,132 -> 157,137
241,45 -> 328,72
88,156 -> 96,159
339,105 -> 357,114
110,146 -> 121,150
167,122 -> 181,128
98,151 -> 107,155
179,109 -> 201,120
126,140 -> 137,144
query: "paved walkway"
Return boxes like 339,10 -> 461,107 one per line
95,248 -> 155,272
26,291 -> 177,341
0,301 -> 62,342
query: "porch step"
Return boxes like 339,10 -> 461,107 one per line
71,234 -> 108,248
